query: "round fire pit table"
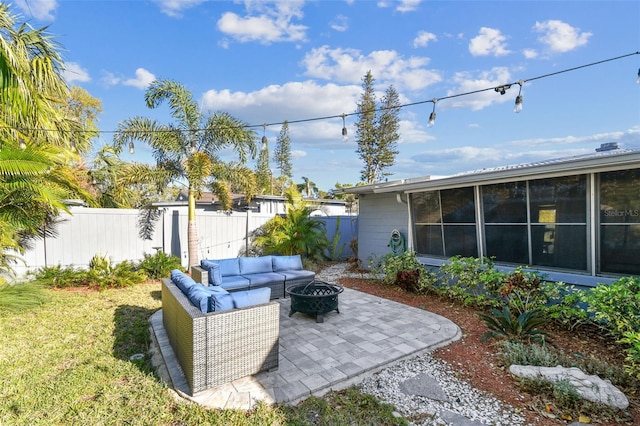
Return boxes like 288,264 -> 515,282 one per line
285,280 -> 344,323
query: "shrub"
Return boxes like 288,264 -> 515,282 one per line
138,250 -> 183,279
478,306 -> 552,345
376,251 -> 437,294
500,341 -> 559,367
88,254 -> 147,290
500,267 -> 560,315
439,256 -> 506,308
580,276 -> 640,338
619,331 -> 640,380
31,264 -> 91,288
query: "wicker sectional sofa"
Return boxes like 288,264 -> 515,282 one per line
191,255 -> 316,299
161,273 -> 279,395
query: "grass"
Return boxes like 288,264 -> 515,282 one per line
0,281 -> 406,425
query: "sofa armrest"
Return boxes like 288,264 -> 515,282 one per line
190,265 -> 208,285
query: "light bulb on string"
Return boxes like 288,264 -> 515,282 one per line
129,141 -> 135,154
341,114 -> 348,141
261,124 -> 268,149
427,99 -> 437,127
514,81 -> 524,113
637,68 -> 640,84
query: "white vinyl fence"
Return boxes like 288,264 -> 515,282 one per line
11,207 -> 357,279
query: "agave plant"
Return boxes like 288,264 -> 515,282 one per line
478,306 -> 552,345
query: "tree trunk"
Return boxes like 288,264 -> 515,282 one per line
187,188 -> 199,268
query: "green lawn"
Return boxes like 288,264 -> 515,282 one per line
0,282 -> 405,425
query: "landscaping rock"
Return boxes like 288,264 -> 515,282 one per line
399,373 -> 449,402
509,365 -> 629,409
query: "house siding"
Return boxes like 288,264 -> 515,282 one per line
357,193 -> 409,267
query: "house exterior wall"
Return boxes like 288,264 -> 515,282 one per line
357,193 -> 409,267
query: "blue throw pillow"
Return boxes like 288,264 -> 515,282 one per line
231,287 -> 271,309
171,269 -> 196,294
272,255 -> 303,272
240,256 -> 273,274
210,292 -> 234,312
186,285 -> 211,313
200,260 -> 222,285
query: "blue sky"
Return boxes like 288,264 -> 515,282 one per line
12,0 -> 640,191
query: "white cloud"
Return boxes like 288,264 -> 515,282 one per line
301,46 -> 441,91
446,67 -> 513,111
123,68 -> 156,90
330,14 -> 349,32
413,31 -> 437,48
101,71 -> 121,86
523,48 -> 538,59
216,1 -> 307,44
397,0 -> 421,13
291,150 -> 307,159
377,0 -> 421,12
63,62 -> 90,84
508,126 -> 640,148
153,0 -> 204,18
533,20 -> 591,54
15,0 -> 57,21
469,27 -> 511,57
200,80 -> 361,136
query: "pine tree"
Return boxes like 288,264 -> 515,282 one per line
375,85 -> 401,182
255,141 -> 271,194
273,120 -> 293,179
355,71 -> 401,184
355,71 -> 378,184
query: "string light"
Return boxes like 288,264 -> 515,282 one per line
129,141 -> 134,154
341,114 -> 348,141
261,123 -> 268,147
514,80 -> 524,113
3,51 -> 638,140
427,99 -> 437,127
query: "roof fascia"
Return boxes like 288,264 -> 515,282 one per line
377,152 -> 640,194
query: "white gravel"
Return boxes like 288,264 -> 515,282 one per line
359,353 -> 530,426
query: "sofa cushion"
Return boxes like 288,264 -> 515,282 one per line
239,256 -> 274,275
186,284 -> 211,313
277,269 -> 315,282
171,269 -> 196,294
194,284 -> 233,312
243,272 -> 285,286
200,260 -> 222,285
231,287 -> 271,309
219,275 -> 251,291
272,255 -> 304,272
209,292 -> 234,312
214,258 -> 241,277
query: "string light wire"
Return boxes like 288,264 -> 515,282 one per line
3,51 -> 639,137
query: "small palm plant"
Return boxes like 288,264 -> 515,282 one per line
478,306 -> 552,345
252,186 -> 328,261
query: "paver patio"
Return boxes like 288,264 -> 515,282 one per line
149,286 -> 461,410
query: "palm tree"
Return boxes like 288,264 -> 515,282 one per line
0,5 -> 95,279
113,79 -> 257,268
297,176 -> 318,198
252,186 -> 328,261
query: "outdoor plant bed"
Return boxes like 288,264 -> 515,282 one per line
337,274 -> 640,426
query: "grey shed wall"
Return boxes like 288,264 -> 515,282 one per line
357,193 -> 409,269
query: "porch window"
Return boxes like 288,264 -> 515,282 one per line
600,168 -> 640,275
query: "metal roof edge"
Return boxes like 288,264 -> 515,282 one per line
337,150 -> 640,195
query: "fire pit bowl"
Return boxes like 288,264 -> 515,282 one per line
285,280 -> 344,323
